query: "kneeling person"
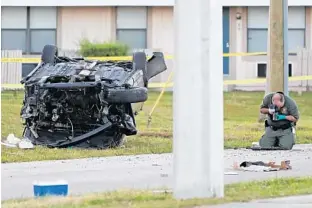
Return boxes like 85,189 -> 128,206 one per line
259,92 -> 299,150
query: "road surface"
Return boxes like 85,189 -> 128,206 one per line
2,144 -> 312,200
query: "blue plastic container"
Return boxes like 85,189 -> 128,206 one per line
33,180 -> 68,197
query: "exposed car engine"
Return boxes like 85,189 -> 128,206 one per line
20,45 -> 167,149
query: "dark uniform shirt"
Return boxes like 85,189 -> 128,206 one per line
260,93 -> 300,127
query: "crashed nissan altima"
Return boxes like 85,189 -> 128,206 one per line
20,45 -> 167,149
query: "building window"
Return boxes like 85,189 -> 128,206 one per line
257,63 -> 292,78
29,7 -> 57,53
116,6 -> 147,51
1,6 -> 57,54
257,63 -> 267,78
1,7 -> 28,52
247,6 -> 305,53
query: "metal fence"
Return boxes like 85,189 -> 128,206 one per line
1,49 -> 83,85
1,50 -> 23,84
297,48 -> 312,92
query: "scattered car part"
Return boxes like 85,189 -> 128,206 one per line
233,160 -> 292,172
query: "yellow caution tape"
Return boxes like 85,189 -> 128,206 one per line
147,75 -> 312,88
224,52 -> 268,57
147,71 -> 174,127
2,75 -> 312,90
1,58 -> 42,63
1,52 -> 268,63
2,84 -> 25,89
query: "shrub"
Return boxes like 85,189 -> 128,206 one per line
79,39 -> 129,57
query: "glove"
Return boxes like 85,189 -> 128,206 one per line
276,114 -> 287,120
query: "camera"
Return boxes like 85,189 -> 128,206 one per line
269,104 -> 278,121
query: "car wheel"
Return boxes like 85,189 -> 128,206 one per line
105,87 -> 148,103
133,51 -> 148,85
110,133 -> 126,148
86,132 -> 126,149
133,52 -> 147,71
41,44 -> 58,64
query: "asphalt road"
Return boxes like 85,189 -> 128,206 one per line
2,144 -> 312,201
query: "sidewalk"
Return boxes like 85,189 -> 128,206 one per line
199,195 -> 312,208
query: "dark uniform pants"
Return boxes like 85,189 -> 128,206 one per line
259,126 -> 295,150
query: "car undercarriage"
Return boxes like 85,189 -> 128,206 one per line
20,45 -> 167,149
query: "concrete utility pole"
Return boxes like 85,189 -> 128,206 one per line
260,10 -> 272,122
265,7 -> 271,96
173,0 -> 224,200
283,0 -> 289,96
268,0 -> 289,94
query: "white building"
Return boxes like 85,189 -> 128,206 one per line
2,0 -> 312,90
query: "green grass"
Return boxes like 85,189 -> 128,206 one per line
2,90 -> 312,163
2,177 -> 312,208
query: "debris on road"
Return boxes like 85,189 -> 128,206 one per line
18,137 -> 35,149
3,133 -> 21,146
233,160 -> 292,172
224,172 -> 239,175
1,133 -> 34,149
1,142 -> 17,148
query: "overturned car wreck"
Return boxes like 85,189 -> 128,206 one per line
20,45 -> 167,149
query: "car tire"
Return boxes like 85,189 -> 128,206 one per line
85,132 -> 126,149
109,134 -> 126,148
133,52 -> 148,85
133,52 -> 147,70
105,87 -> 148,103
41,44 -> 58,64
